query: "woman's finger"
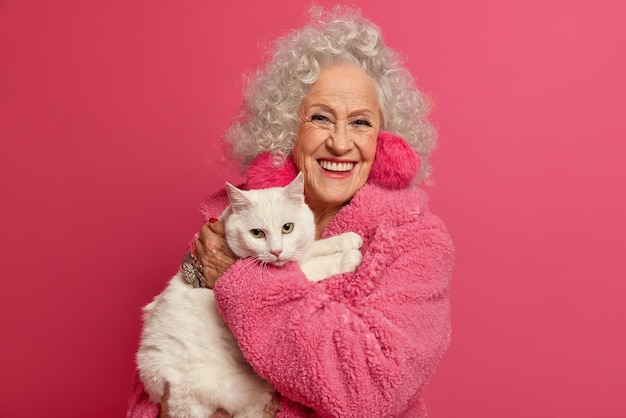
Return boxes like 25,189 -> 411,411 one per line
159,382 -> 170,418
193,219 -> 237,287
208,218 -> 225,235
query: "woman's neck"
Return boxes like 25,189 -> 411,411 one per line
307,201 -> 346,240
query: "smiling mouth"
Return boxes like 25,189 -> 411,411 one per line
318,160 -> 355,172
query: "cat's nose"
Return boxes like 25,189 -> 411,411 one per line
271,250 -> 282,258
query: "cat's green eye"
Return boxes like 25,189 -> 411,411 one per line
250,229 -> 265,239
281,223 -> 294,234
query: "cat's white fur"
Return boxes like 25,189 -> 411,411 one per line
137,173 -> 362,418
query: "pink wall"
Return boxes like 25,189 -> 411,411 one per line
1,0 -> 625,416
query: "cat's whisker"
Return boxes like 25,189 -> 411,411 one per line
232,257 -> 262,281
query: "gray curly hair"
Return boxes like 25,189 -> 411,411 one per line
225,5 -> 438,182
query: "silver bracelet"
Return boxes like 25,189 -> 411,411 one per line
181,252 -> 206,288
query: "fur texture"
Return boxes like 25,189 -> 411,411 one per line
367,131 -> 420,189
137,274 -> 274,418
136,173 -> 363,418
212,182 -> 453,418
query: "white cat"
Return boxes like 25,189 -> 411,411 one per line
137,172 -> 363,418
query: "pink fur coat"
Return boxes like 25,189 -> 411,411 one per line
127,132 -> 454,417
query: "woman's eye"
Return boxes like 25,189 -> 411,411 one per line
311,114 -> 331,123
250,229 -> 265,239
353,119 -> 372,127
281,223 -> 294,234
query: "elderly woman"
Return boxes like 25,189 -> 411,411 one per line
128,6 -> 453,418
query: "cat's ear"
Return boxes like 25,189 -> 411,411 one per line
226,182 -> 251,214
284,171 -> 306,203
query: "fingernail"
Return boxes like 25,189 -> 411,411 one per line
209,217 -> 218,223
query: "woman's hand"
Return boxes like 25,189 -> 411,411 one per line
194,219 -> 238,288
158,382 -> 169,418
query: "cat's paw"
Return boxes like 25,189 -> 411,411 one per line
341,248 -> 363,272
341,232 -> 363,251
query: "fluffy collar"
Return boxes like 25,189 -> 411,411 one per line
246,131 -> 420,190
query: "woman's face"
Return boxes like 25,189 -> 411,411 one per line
292,64 -> 381,212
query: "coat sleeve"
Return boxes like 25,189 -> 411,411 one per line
213,208 -> 454,417
126,370 -> 160,418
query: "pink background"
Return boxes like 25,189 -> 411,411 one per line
1,0 -> 625,416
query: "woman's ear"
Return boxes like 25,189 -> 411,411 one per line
367,131 -> 420,189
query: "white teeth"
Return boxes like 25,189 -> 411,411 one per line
319,160 -> 355,172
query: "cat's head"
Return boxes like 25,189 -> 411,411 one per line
224,172 -> 315,266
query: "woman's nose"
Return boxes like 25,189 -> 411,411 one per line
326,123 -> 352,154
